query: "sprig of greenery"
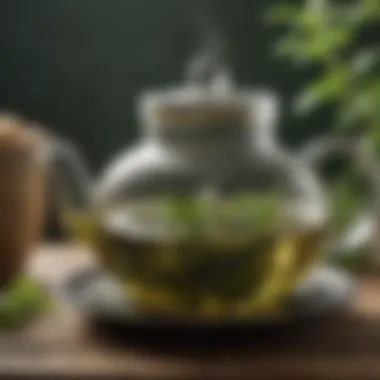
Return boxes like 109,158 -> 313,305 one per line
267,0 -> 380,272
267,0 -> 380,150
0,277 -> 51,329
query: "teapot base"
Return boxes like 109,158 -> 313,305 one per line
60,264 -> 353,339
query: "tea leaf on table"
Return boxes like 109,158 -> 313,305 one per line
0,277 -> 51,329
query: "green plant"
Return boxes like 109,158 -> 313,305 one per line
266,0 -> 380,272
267,0 -> 380,150
0,277 -> 51,329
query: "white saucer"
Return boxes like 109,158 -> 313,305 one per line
60,265 -> 354,333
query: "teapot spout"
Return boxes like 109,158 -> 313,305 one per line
49,137 -> 92,222
298,137 -> 334,167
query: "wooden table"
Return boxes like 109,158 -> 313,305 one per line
0,244 -> 380,379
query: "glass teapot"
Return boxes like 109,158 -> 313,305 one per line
50,48 -> 380,320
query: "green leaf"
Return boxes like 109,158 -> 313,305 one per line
296,9 -> 326,31
274,26 -> 350,63
306,30 -> 350,58
329,4 -> 362,25
329,246 -> 372,274
164,196 -> 201,236
359,0 -> 380,21
294,66 -> 351,114
337,78 -> 380,128
234,193 -> 279,229
305,0 -> 329,14
0,277 -> 51,329
351,49 -> 380,76
265,4 -> 301,25
329,179 -> 365,231
163,193 -> 280,239
366,80 -> 380,100
274,35 -> 304,58
318,0 -> 380,26
336,105 -> 365,129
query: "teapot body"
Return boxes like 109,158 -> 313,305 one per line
82,90 -> 329,319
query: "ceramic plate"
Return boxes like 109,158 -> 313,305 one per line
60,265 -> 354,338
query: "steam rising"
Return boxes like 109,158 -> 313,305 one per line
185,13 -> 234,94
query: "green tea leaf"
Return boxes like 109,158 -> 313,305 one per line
359,0 -> 380,22
164,196 -> 201,237
266,4 -> 301,25
0,277 -> 51,329
163,193 -> 280,239
274,35 -> 305,58
351,49 -> 380,76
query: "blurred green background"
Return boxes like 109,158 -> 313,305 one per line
0,0 -> 335,237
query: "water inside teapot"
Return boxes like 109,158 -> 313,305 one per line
63,196 -> 327,319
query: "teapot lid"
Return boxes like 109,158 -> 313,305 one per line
138,87 -> 255,130
138,87 -> 280,140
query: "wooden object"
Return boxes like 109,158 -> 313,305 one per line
0,244 -> 380,379
0,115 -> 48,286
